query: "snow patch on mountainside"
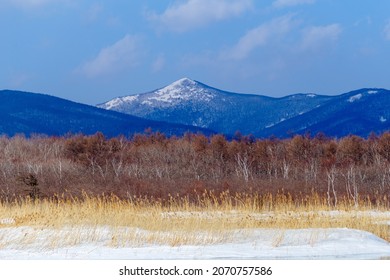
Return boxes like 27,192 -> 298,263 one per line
103,98 -> 122,110
103,95 -> 139,110
192,117 -> 208,128
141,100 -> 153,105
348,94 -> 363,103
123,95 -> 139,102
266,117 -> 288,128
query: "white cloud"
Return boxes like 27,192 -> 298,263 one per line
149,0 -> 253,33
85,3 -> 103,23
222,15 -> 298,60
384,20 -> 390,41
77,35 -> 142,78
273,0 -> 315,8
152,54 -> 166,72
300,24 -> 342,51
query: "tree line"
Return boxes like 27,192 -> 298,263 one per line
0,131 -> 389,206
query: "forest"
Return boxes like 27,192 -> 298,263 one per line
0,131 -> 389,207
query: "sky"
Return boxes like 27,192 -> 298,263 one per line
1,0 -> 390,105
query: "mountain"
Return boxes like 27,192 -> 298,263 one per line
0,90 -> 213,137
98,78 -> 333,136
98,78 -> 390,138
262,88 -> 390,138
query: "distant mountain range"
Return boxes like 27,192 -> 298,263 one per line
1,79 -> 389,139
98,78 -> 390,138
0,90 -> 212,137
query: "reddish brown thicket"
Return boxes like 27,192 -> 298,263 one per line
0,132 -> 389,206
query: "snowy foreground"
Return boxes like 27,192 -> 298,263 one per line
0,226 -> 389,260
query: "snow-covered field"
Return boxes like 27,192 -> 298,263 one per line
0,226 -> 389,260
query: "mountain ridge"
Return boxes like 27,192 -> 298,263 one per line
98,77 -> 337,136
1,80 -> 388,139
0,89 -> 214,137
98,78 -> 390,138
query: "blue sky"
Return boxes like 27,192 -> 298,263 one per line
1,0 -> 390,105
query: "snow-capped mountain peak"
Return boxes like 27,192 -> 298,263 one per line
168,77 -> 196,87
98,78 -> 218,112
150,77 -> 215,103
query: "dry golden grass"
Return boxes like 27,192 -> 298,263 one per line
0,192 -> 389,248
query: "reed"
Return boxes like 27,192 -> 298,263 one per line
0,192 -> 389,248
